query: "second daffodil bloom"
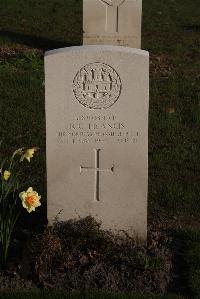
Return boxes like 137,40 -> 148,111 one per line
19,187 -> 41,213
3,170 -> 11,181
11,148 -> 24,160
20,147 -> 38,163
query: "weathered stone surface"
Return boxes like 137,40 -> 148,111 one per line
83,0 -> 142,48
45,45 -> 149,241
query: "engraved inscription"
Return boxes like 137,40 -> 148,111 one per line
84,35 -> 136,47
80,149 -> 114,202
100,0 -> 126,32
73,62 -> 121,110
57,114 -> 139,145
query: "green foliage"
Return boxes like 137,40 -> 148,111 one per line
0,146 -> 40,266
0,148 -> 22,265
0,52 -> 43,71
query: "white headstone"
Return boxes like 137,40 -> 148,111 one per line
45,45 -> 149,241
83,0 -> 142,48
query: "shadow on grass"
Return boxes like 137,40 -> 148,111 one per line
0,30 -> 80,51
169,230 -> 190,297
182,24 -> 200,32
169,229 -> 200,299
0,290 -> 185,299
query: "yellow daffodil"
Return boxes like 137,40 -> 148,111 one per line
19,187 -> 41,213
20,147 -> 38,162
3,170 -> 11,181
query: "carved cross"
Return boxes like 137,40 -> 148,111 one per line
80,149 -> 114,202
100,0 -> 126,33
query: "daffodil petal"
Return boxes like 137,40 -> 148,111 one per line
19,187 -> 41,213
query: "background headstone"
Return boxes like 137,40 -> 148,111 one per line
45,45 -> 149,241
83,0 -> 142,48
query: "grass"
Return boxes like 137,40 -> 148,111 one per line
0,290 -> 186,299
143,0 -> 200,218
174,229 -> 200,298
0,0 -> 82,47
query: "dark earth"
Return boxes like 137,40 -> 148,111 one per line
0,216 -> 190,296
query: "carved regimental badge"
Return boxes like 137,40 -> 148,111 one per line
73,62 -> 121,109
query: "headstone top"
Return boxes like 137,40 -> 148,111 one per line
45,45 -> 148,57
83,0 -> 142,48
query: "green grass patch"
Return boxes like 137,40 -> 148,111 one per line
0,0 -> 82,48
0,290 -> 186,299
